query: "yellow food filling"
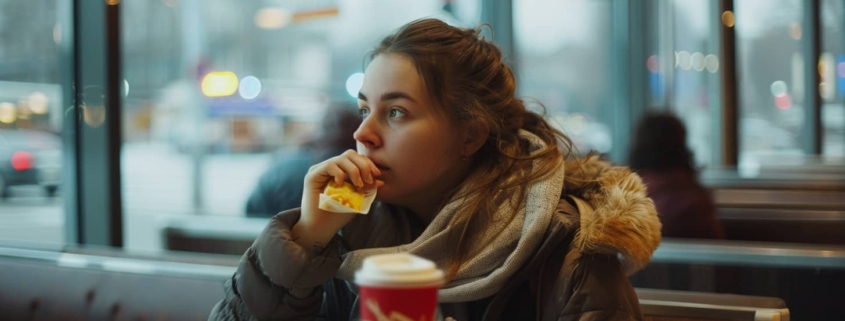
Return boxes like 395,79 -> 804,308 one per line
325,181 -> 365,211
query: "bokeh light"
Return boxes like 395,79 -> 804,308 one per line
835,62 -> 845,80
53,25 -> 62,45
255,8 -> 291,30
346,73 -> 365,98
647,55 -> 659,73
721,11 -> 735,28
0,102 -> 16,124
28,92 -> 49,115
677,51 -> 692,70
83,105 -> 106,128
770,81 -> 788,97
705,54 -> 720,73
201,72 -> 239,97
691,52 -> 706,72
789,22 -> 802,40
774,94 -> 792,110
238,76 -> 262,100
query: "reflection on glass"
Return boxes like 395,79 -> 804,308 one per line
119,0 -> 481,251
822,0 -> 845,157
514,0 -> 614,154
654,0 -> 720,167
0,1 -> 65,244
735,0 -> 804,164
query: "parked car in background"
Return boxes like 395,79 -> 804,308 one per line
0,129 -> 61,199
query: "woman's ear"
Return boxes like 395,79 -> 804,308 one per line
463,120 -> 489,157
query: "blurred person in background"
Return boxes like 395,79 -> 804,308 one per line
629,112 -> 725,239
245,102 -> 361,218
211,18 -> 661,320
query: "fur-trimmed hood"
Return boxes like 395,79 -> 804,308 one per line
562,155 -> 662,275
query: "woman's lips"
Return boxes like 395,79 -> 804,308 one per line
364,155 -> 390,171
371,162 -> 390,172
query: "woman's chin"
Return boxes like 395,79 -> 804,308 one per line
374,193 -> 389,204
374,186 -> 396,204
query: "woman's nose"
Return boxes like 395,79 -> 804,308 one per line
354,116 -> 382,149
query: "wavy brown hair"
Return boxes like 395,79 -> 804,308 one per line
371,18 -> 576,281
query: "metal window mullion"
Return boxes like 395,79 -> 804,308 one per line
483,0 -> 515,72
656,0 -> 675,111
71,0 -> 124,247
59,0 -> 79,244
610,0 -> 649,164
708,0 -> 725,167
719,0 -> 739,167
801,0 -> 823,155
842,0 -> 845,157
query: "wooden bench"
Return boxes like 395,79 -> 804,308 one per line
638,288 -> 789,321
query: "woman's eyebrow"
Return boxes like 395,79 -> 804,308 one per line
357,91 -> 417,103
380,91 -> 417,103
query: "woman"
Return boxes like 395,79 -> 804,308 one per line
210,19 -> 661,321
628,112 -> 724,240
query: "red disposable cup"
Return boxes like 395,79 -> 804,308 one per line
355,253 -> 445,321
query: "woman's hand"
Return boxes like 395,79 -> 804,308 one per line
292,150 -> 383,254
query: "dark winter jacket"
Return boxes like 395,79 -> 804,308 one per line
210,156 -> 662,320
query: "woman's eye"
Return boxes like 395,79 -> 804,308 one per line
358,108 -> 370,118
388,108 -> 406,118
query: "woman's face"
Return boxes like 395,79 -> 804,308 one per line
355,53 -> 468,210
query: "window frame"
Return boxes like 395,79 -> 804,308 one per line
63,0 -> 124,247
49,0 -> 832,248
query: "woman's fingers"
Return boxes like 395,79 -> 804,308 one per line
343,151 -> 378,184
367,157 -> 381,176
334,156 -> 365,187
324,163 -> 347,185
307,150 -> 381,190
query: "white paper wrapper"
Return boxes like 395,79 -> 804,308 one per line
318,187 -> 377,214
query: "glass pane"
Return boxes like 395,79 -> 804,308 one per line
821,0 -> 845,157
735,0 -> 804,165
0,1 -> 66,244
661,0 -> 720,167
120,0 -> 480,251
514,0 -> 614,155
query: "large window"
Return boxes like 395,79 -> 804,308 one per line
514,0 -> 614,155
0,1 -> 66,244
119,0 -> 481,251
735,0 -> 805,164
2,0 -> 842,252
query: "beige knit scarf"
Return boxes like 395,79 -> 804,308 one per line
335,130 -> 566,303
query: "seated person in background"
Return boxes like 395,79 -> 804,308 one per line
245,103 -> 360,218
629,112 -> 725,239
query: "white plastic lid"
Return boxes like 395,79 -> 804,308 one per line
354,253 -> 445,288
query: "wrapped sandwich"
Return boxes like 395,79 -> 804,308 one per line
319,181 -> 376,214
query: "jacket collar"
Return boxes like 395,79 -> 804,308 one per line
561,155 -> 662,275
